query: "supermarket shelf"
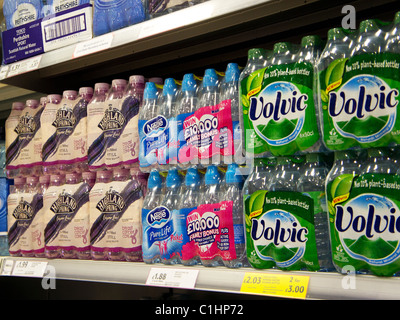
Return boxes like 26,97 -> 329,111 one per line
2,256 -> 400,300
0,0 -> 397,94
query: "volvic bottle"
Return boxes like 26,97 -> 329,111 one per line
325,150 -> 360,274
88,83 -> 111,171
121,75 -> 144,170
176,74 -> 199,170
142,170 -> 164,263
104,79 -> 127,169
223,163 -> 247,268
3,0 -> 43,30
160,169 -> 185,264
220,63 -> 242,165
180,167 -> 202,266
360,147 -> 398,175
297,153 -> 334,271
386,11 -> 400,53
158,78 -> 179,170
139,82 -> 160,172
44,173 -> 65,259
238,49 -> 268,159
5,102 -> 25,178
351,19 -> 386,57
7,177 -> 26,256
41,94 -> 62,175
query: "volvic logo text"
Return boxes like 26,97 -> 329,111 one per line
249,90 -> 308,122
336,203 -> 400,237
328,85 -> 399,119
251,218 -> 308,246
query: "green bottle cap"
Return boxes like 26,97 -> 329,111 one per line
273,42 -> 292,54
248,48 -> 267,59
301,35 -> 322,48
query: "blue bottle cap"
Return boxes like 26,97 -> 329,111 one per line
185,167 -> 200,186
202,69 -> 218,87
144,81 -> 158,99
182,74 -> 197,92
147,170 -> 162,189
224,63 -> 240,83
225,163 -> 243,184
163,78 -> 177,96
205,165 -> 221,185
166,169 -> 181,188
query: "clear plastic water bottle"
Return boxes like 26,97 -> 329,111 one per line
161,168 -> 184,264
104,79 -> 127,170
220,63 -> 242,165
180,167 -> 202,266
139,82 -> 160,172
87,83 -> 110,171
221,163 -> 247,268
351,19 -> 387,56
386,11 -> 400,53
5,102 -> 25,179
269,156 -> 300,192
3,0 -> 43,30
297,153 -> 334,271
158,78 -> 179,170
90,169 -> 113,260
142,169 -> 164,263
34,174 -> 50,258
120,75 -> 144,170
19,99 -> 43,178
199,68 -> 220,109
176,73 -> 199,170
239,49 -> 269,160
44,173 -> 65,259
360,147 -> 398,175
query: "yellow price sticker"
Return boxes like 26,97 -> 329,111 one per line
240,272 -> 310,299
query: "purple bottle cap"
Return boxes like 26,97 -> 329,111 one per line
14,177 -> 26,184
47,94 -> 62,104
63,90 -> 78,100
12,102 -> 25,110
26,99 -> 39,108
94,83 -> 110,92
129,75 -> 145,84
39,175 -> 50,183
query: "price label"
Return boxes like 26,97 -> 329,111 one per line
7,55 -> 42,78
240,272 -> 309,299
146,268 -> 199,289
12,260 -> 48,278
73,33 -> 113,58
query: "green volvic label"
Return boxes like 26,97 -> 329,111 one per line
241,62 -> 320,156
319,52 -> 400,150
244,190 -> 320,271
327,173 -> 400,276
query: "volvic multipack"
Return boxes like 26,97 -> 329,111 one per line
326,148 -> 400,276
318,14 -> 400,151
240,36 -> 323,157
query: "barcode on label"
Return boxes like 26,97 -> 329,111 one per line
44,14 -> 87,42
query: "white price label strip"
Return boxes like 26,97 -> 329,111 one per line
146,267 -> 199,289
73,33 -> 113,58
11,260 -> 48,277
7,55 -> 42,78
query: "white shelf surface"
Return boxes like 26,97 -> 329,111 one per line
2,256 -> 400,299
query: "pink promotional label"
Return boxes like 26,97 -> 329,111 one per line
179,99 -> 234,163
182,200 -> 236,261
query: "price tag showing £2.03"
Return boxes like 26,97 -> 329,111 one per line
240,272 -> 310,299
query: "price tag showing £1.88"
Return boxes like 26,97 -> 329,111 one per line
240,272 -> 310,299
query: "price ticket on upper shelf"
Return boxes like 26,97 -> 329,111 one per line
240,272 -> 310,299
146,267 -> 199,289
0,259 -> 48,278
